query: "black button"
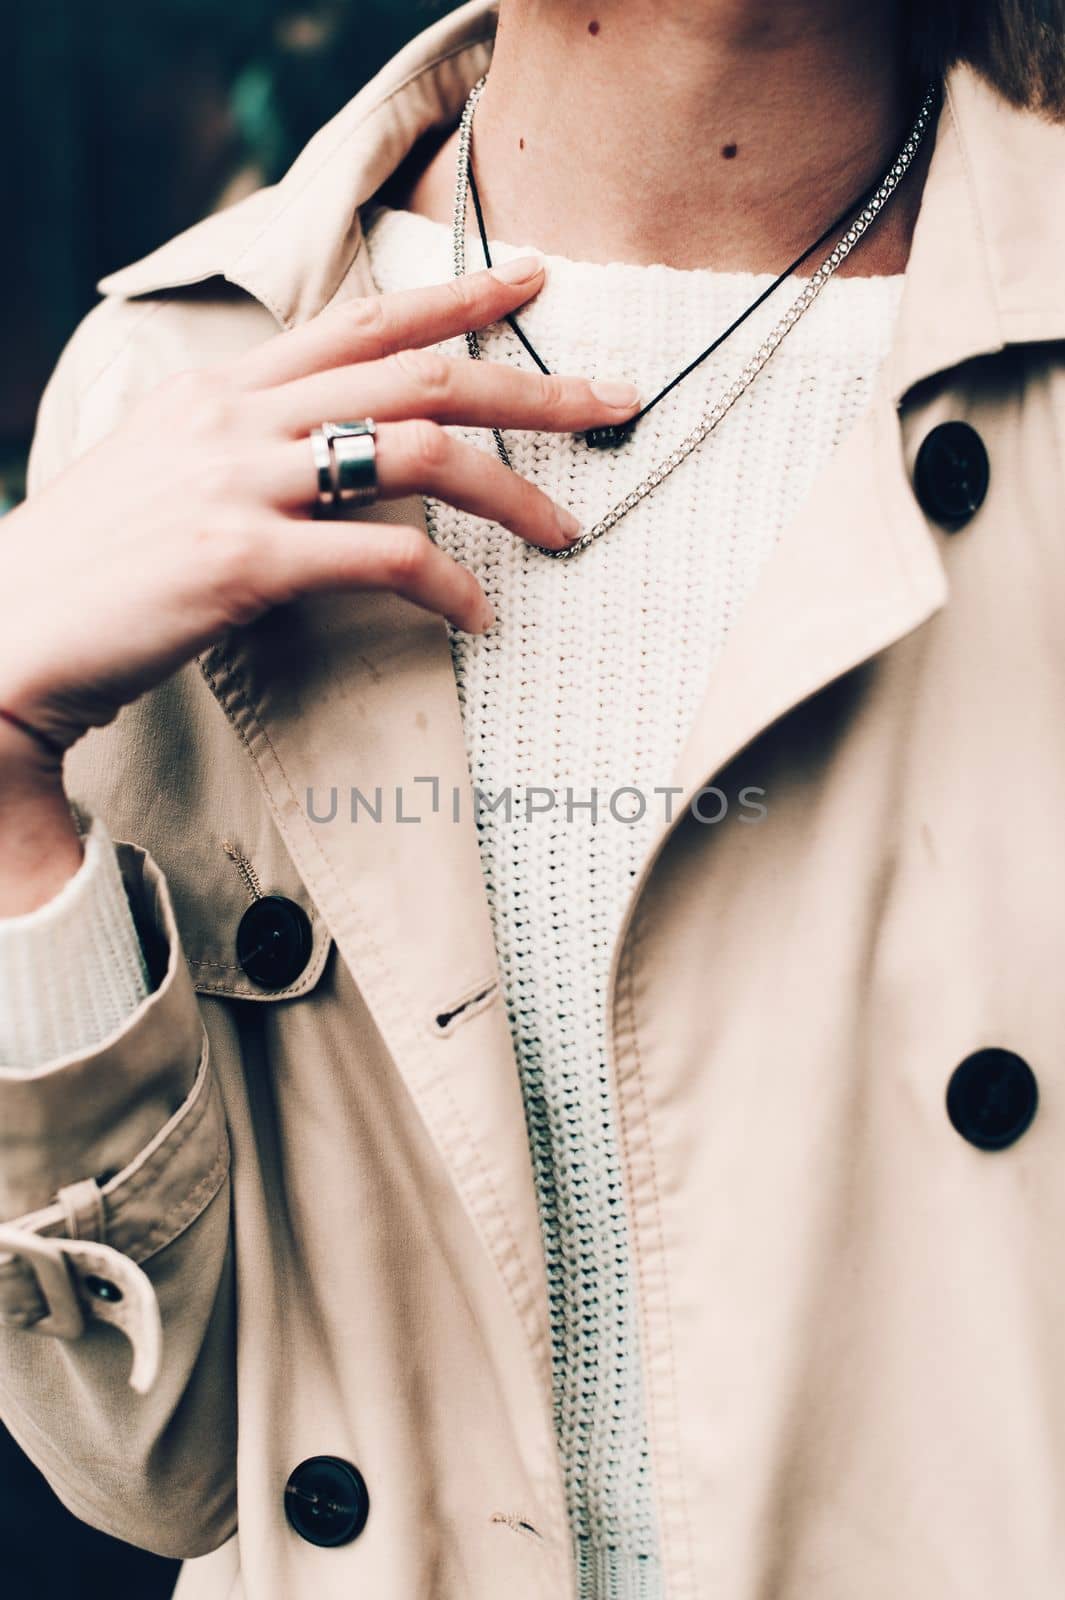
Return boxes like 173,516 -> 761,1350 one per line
284,1457 -> 369,1547
584,423 -> 634,450
236,896 -> 313,990
84,1275 -> 122,1303
914,421 -> 990,526
946,1048 -> 1038,1150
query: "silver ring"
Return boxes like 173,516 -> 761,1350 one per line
309,428 -> 335,512
325,419 -> 378,509
310,420 -> 379,513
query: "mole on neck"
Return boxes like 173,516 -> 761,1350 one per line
398,0 -> 928,278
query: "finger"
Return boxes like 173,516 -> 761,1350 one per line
231,259 -> 548,390
263,519 -> 494,634
262,351 -> 641,438
263,425 -> 581,551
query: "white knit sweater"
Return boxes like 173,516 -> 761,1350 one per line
0,204 -> 904,1599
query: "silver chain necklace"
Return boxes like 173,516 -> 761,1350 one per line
452,75 -> 938,560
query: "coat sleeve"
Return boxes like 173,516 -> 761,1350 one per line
0,301 -> 238,1558
0,813 -> 151,1071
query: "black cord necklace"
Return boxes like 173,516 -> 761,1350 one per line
465,117 -> 913,451
453,75 -> 939,553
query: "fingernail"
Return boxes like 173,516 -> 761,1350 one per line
591,379 -> 640,409
491,254 -> 546,285
555,505 -> 581,542
479,599 -> 496,631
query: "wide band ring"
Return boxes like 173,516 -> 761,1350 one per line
311,419 -> 378,512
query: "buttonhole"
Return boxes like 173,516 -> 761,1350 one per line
222,840 -> 264,904
490,1511 -> 544,1543
434,983 -> 498,1035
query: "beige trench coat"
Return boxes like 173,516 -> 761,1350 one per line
4,2 -> 1065,1595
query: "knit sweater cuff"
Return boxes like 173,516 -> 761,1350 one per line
0,813 -> 151,1073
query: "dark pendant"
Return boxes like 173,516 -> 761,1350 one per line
584,423 -> 635,450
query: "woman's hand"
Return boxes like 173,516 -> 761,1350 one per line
0,256 -> 639,911
0,257 -> 639,764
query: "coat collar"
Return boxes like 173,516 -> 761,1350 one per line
98,0 -> 499,325
886,65 -> 1065,402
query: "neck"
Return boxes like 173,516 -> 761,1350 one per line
400,0 -> 933,276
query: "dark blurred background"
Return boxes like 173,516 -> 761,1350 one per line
0,0 -> 463,512
1,3 -> 461,1594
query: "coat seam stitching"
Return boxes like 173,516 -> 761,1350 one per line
122,1145 -> 230,1263
96,1043 -> 227,1257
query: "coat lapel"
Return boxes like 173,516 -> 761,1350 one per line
669,379 -> 947,807
664,56 -> 1059,819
